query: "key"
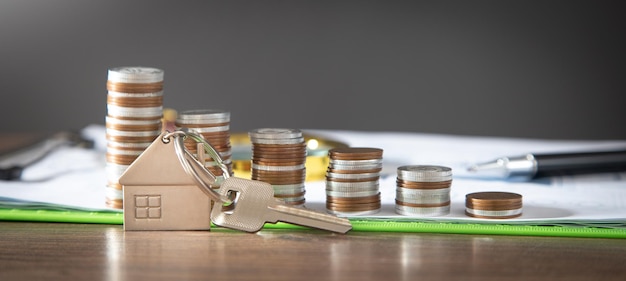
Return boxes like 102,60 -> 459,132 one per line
210,177 -> 352,233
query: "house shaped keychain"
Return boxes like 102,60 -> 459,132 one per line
119,132 -> 213,231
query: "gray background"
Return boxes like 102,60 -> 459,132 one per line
1,0 -> 624,139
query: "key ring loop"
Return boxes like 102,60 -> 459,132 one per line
163,130 -> 232,205
179,128 -> 231,181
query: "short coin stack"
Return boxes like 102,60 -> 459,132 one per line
175,109 -> 233,178
325,147 -> 383,215
249,128 -> 307,206
465,192 -> 523,219
105,66 -> 164,209
395,165 -> 452,216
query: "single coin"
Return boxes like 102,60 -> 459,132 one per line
107,105 -> 163,118
108,66 -> 164,83
395,204 -> 450,217
326,194 -> 380,203
107,90 -> 163,98
329,159 -> 382,165
249,128 -> 303,139
397,165 -> 452,182
326,190 -> 380,198
329,163 -> 383,171
176,109 -> 230,124
396,180 -> 452,190
328,147 -> 383,160
251,163 -> 306,171
326,183 -> 379,193
395,199 -> 450,208
326,171 -> 380,180
250,137 -> 305,145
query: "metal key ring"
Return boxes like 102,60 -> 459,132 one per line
163,131 -> 232,205
179,128 -> 231,180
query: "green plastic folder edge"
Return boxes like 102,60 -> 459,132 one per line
1,208 -> 626,239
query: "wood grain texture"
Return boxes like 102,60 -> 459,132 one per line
1,222 -> 626,280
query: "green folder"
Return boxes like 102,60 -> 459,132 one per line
2,208 -> 625,239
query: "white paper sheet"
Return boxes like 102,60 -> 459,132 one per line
1,125 -> 626,226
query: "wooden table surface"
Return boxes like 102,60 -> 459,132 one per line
2,134 -> 626,280
1,222 -> 626,280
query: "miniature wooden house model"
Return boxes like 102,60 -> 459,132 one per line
119,134 -> 212,231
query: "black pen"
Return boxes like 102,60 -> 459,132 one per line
467,149 -> 626,180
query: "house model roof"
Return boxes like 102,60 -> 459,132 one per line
119,135 -> 199,186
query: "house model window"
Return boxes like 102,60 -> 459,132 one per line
134,195 -> 162,219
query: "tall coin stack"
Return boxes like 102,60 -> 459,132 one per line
395,165 -> 452,216
175,109 -> 233,178
105,66 -> 164,209
325,147 -> 383,215
249,128 -> 307,206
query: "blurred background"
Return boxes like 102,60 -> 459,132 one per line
0,0 -> 624,139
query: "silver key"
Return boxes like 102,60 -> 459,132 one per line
210,177 -> 352,233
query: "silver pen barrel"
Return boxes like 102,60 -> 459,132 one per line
467,154 -> 537,180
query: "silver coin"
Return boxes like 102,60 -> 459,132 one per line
465,208 -> 522,217
106,128 -> 161,137
325,190 -> 380,198
326,183 -> 379,193
106,147 -> 145,156
396,187 -> 451,197
107,90 -> 163,98
277,195 -> 306,202
272,183 -> 306,190
105,116 -> 161,126
107,105 -> 163,118
251,163 -> 306,171
395,204 -> 450,217
397,165 -> 453,182
105,186 -> 123,200
329,163 -> 383,171
273,187 -> 306,196
186,125 -> 230,134
396,194 -> 450,205
108,66 -> 164,83
326,180 -> 380,189
105,163 -> 129,180
106,141 -> 152,149
326,172 -> 380,180
177,109 -> 230,124
249,137 -> 305,145
327,209 -> 380,216
248,128 -> 302,139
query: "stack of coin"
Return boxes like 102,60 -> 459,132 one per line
249,128 -> 307,206
105,66 -> 164,209
465,192 -> 523,219
395,165 -> 452,216
175,109 -> 233,178
325,147 -> 383,215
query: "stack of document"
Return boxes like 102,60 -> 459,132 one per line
2,125 -> 626,237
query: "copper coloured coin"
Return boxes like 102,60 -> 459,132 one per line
326,194 -> 380,203
465,192 -> 523,219
395,199 -> 450,208
396,180 -> 452,189
328,147 -> 383,160
465,192 -> 522,209
106,81 -> 163,93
